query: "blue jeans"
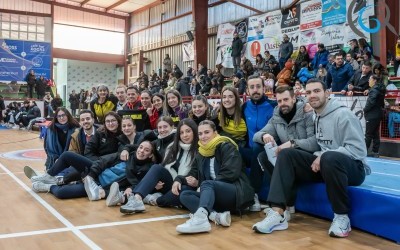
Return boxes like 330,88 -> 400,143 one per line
47,151 -> 93,183
133,164 -> 179,207
180,180 -> 237,214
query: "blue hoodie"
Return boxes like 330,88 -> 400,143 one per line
297,67 -> 314,83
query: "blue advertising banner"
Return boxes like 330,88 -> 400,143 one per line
321,0 -> 346,27
0,39 -> 51,82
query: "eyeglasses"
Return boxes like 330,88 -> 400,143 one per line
105,119 -> 118,124
57,114 -> 66,119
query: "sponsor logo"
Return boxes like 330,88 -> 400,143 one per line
347,0 -> 397,38
0,57 -> 17,63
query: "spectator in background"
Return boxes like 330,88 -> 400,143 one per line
297,61 -> 314,84
51,94 -> 63,112
364,75 -> 386,158
149,81 -> 161,95
372,63 -> 389,85
254,54 -> 265,76
20,100 -> 41,129
214,67 -> 225,92
176,77 -> 191,97
151,70 -> 157,82
69,90 -> 79,117
316,68 -> 328,83
90,86 -> 97,102
240,56 -> 254,79
43,92 -> 53,117
0,95 -> 4,124
311,43 -> 329,75
294,80 -> 306,95
233,72 -> 247,95
173,64 -> 184,79
25,70 -> 36,98
165,72 -> 177,91
276,60 -> 294,86
163,54 -> 172,73
346,53 -> 360,71
394,37 -> 400,77
326,53 -> 354,92
347,39 -> 360,60
294,45 -> 310,76
187,65 -> 193,79
197,63 -> 207,77
278,34 -> 293,70
189,78 -> 201,97
357,38 -> 373,63
325,54 -> 336,72
231,31 -> 243,74
35,76 -> 46,100
264,50 -> 276,64
266,60 -> 281,77
342,61 -> 372,96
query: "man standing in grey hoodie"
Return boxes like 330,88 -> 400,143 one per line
252,78 -> 368,238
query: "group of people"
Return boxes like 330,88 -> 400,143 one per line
21,72 -> 377,238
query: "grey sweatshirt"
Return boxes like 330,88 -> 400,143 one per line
253,99 -> 320,153
313,98 -> 370,174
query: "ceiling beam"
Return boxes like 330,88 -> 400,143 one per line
105,0 -> 128,11
130,0 -> 164,15
31,0 -> 128,19
224,0 -> 263,14
208,0 -> 227,8
80,0 -> 91,7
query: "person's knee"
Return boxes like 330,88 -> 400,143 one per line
200,180 -> 215,190
320,152 -> 342,173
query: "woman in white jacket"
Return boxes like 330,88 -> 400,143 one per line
107,118 -> 199,213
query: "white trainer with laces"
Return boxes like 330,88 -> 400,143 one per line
120,196 -> 145,214
83,176 -> 101,201
32,182 -> 52,193
142,192 -> 162,205
106,182 -> 124,207
176,207 -> 211,234
209,211 -> 231,227
252,209 -> 288,234
329,214 -> 351,238
31,173 -> 57,185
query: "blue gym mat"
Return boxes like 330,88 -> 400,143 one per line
259,158 -> 400,243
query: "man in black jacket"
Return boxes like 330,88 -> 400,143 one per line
231,32 -> 243,74
341,61 -> 372,96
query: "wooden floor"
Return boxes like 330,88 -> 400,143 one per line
0,129 -> 398,250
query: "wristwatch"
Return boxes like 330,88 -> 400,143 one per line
290,139 -> 297,148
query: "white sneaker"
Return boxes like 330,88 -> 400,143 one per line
106,182 -> 124,207
83,176 -> 101,201
12,125 -> 19,129
249,194 -> 261,212
176,207 -> 211,234
142,192 -> 162,205
252,209 -> 288,234
120,196 -> 145,214
31,173 -> 57,184
329,214 -> 351,238
32,182 -> 52,193
209,211 -> 231,227
263,206 -> 292,222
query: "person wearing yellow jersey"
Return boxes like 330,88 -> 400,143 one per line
217,86 -> 247,147
173,120 -> 254,234
90,84 -> 118,124
394,37 -> 400,76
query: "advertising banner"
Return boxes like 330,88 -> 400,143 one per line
0,39 -> 51,82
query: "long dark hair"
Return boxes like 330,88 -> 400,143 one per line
49,107 -> 80,131
97,111 -> 122,136
162,118 -> 198,166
